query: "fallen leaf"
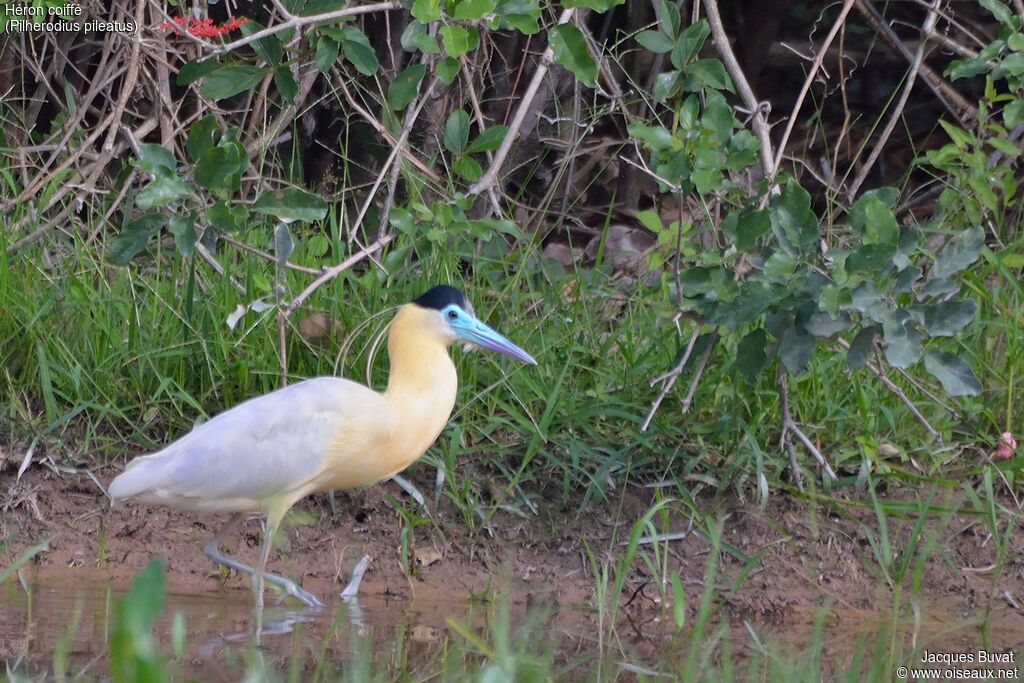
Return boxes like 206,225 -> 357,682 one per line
992,432 -> 1017,461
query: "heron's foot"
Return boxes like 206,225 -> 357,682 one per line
263,572 -> 325,609
201,540 -> 321,610
340,555 -> 371,601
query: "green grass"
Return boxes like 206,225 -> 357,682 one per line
2,221 -> 1019,504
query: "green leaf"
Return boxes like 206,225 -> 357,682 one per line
185,115 -> 220,162
167,214 -> 197,258
803,312 -> 849,337
627,122 -> 674,150
110,559 -> 167,683
882,311 -> 923,369
387,63 -> 427,110
444,110 -> 471,154
411,0 -> 441,22
436,57 -> 460,84
135,144 -> 177,174
340,26 -> 379,75
274,67 -> 298,104
200,65 -> 267,100
1004,99 -> 1024,127
733,207 -> 770,251
466,125 -> 508,153
400,21 -> 426,51
924,351 -> 982,397
653,70 -> 682,101
273,223 -> 294,267
453,0 -> 495,19
770,180 -> 818,253
849,196 -> 899,245
736,328 -> 768,384
252,187 -> 328,222
895,265 -> 922,292
315,36 -> 340,72
412,33 -> 440,54
763,251 -> 796,282
980,0 -> 1015,27
779,323 -> 815,374
948,57 -> 990,81
242,20 -> 283,66
177,58 -> 221,86
453,155 -> 483,181
999,250 -> 1024,268
111,213 -> 166,265
938,120 -> 974,149
562,0 -> 624,10
920,276 -> 959,298
932,228 -> 985,278
636,30 -> 673,53
923,300 -> 976,337
658,0 -> 680,38
503,12 -> 540,34
846,326 -> 878,370
670,20 -> 709,69
137,175 -> 192,209
440,25 -> 479,57
682,57 -> 733,92
549,24 -> 597,87
194,143 -> 247,194
208,200 -> 249,232
846,243 -> 896,274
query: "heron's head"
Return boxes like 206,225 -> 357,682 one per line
410,285 -> 536,365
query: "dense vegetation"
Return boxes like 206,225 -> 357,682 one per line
2,0 -> 1023,678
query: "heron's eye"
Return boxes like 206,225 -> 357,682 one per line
447,310 -> 458,321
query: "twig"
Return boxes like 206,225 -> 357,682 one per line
277,310 -> 288,387
778,366 -> 838,481
835,338 -> 942,443
332,70 -> 440,183
786,441 -> 805,492
220,234 -> 324,275
5,119 -> 159,254
468,8 -> 576,196
347,76 -> 437,244
194,241 -> 246,295
771,0 -> 857,182
846,0 -> 942,201
679,332 -> 716,415
285,233 -> 395,315
854,0 -> 976,124
641,326 -> 700,432
197,2 -> 401,61
703,0 -> 776,179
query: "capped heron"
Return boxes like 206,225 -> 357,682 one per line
108,285 -> 536,608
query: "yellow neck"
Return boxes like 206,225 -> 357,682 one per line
381,305 -> 458,470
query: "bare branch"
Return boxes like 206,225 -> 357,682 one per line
770,0 -> 857,185
847,0 -> 942,201
468,8 -> 577,198
703,0 -> 776,179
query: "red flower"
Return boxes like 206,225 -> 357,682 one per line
159,15 -> 248,37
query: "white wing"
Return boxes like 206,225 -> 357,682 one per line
108,377 -> 384,512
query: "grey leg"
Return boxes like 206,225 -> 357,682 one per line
339,555 -> 371,601
202,513 -> 324,608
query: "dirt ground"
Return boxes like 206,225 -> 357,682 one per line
4,458 -> 1024,662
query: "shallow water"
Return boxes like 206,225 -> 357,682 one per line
5,569 -> 1024,681
1,570 -> 600,680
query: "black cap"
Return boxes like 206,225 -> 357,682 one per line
412,284 -> 466,311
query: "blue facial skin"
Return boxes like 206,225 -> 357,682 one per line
441,304 -> 537,365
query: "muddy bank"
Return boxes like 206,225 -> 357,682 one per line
3,462 -> 1024,644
